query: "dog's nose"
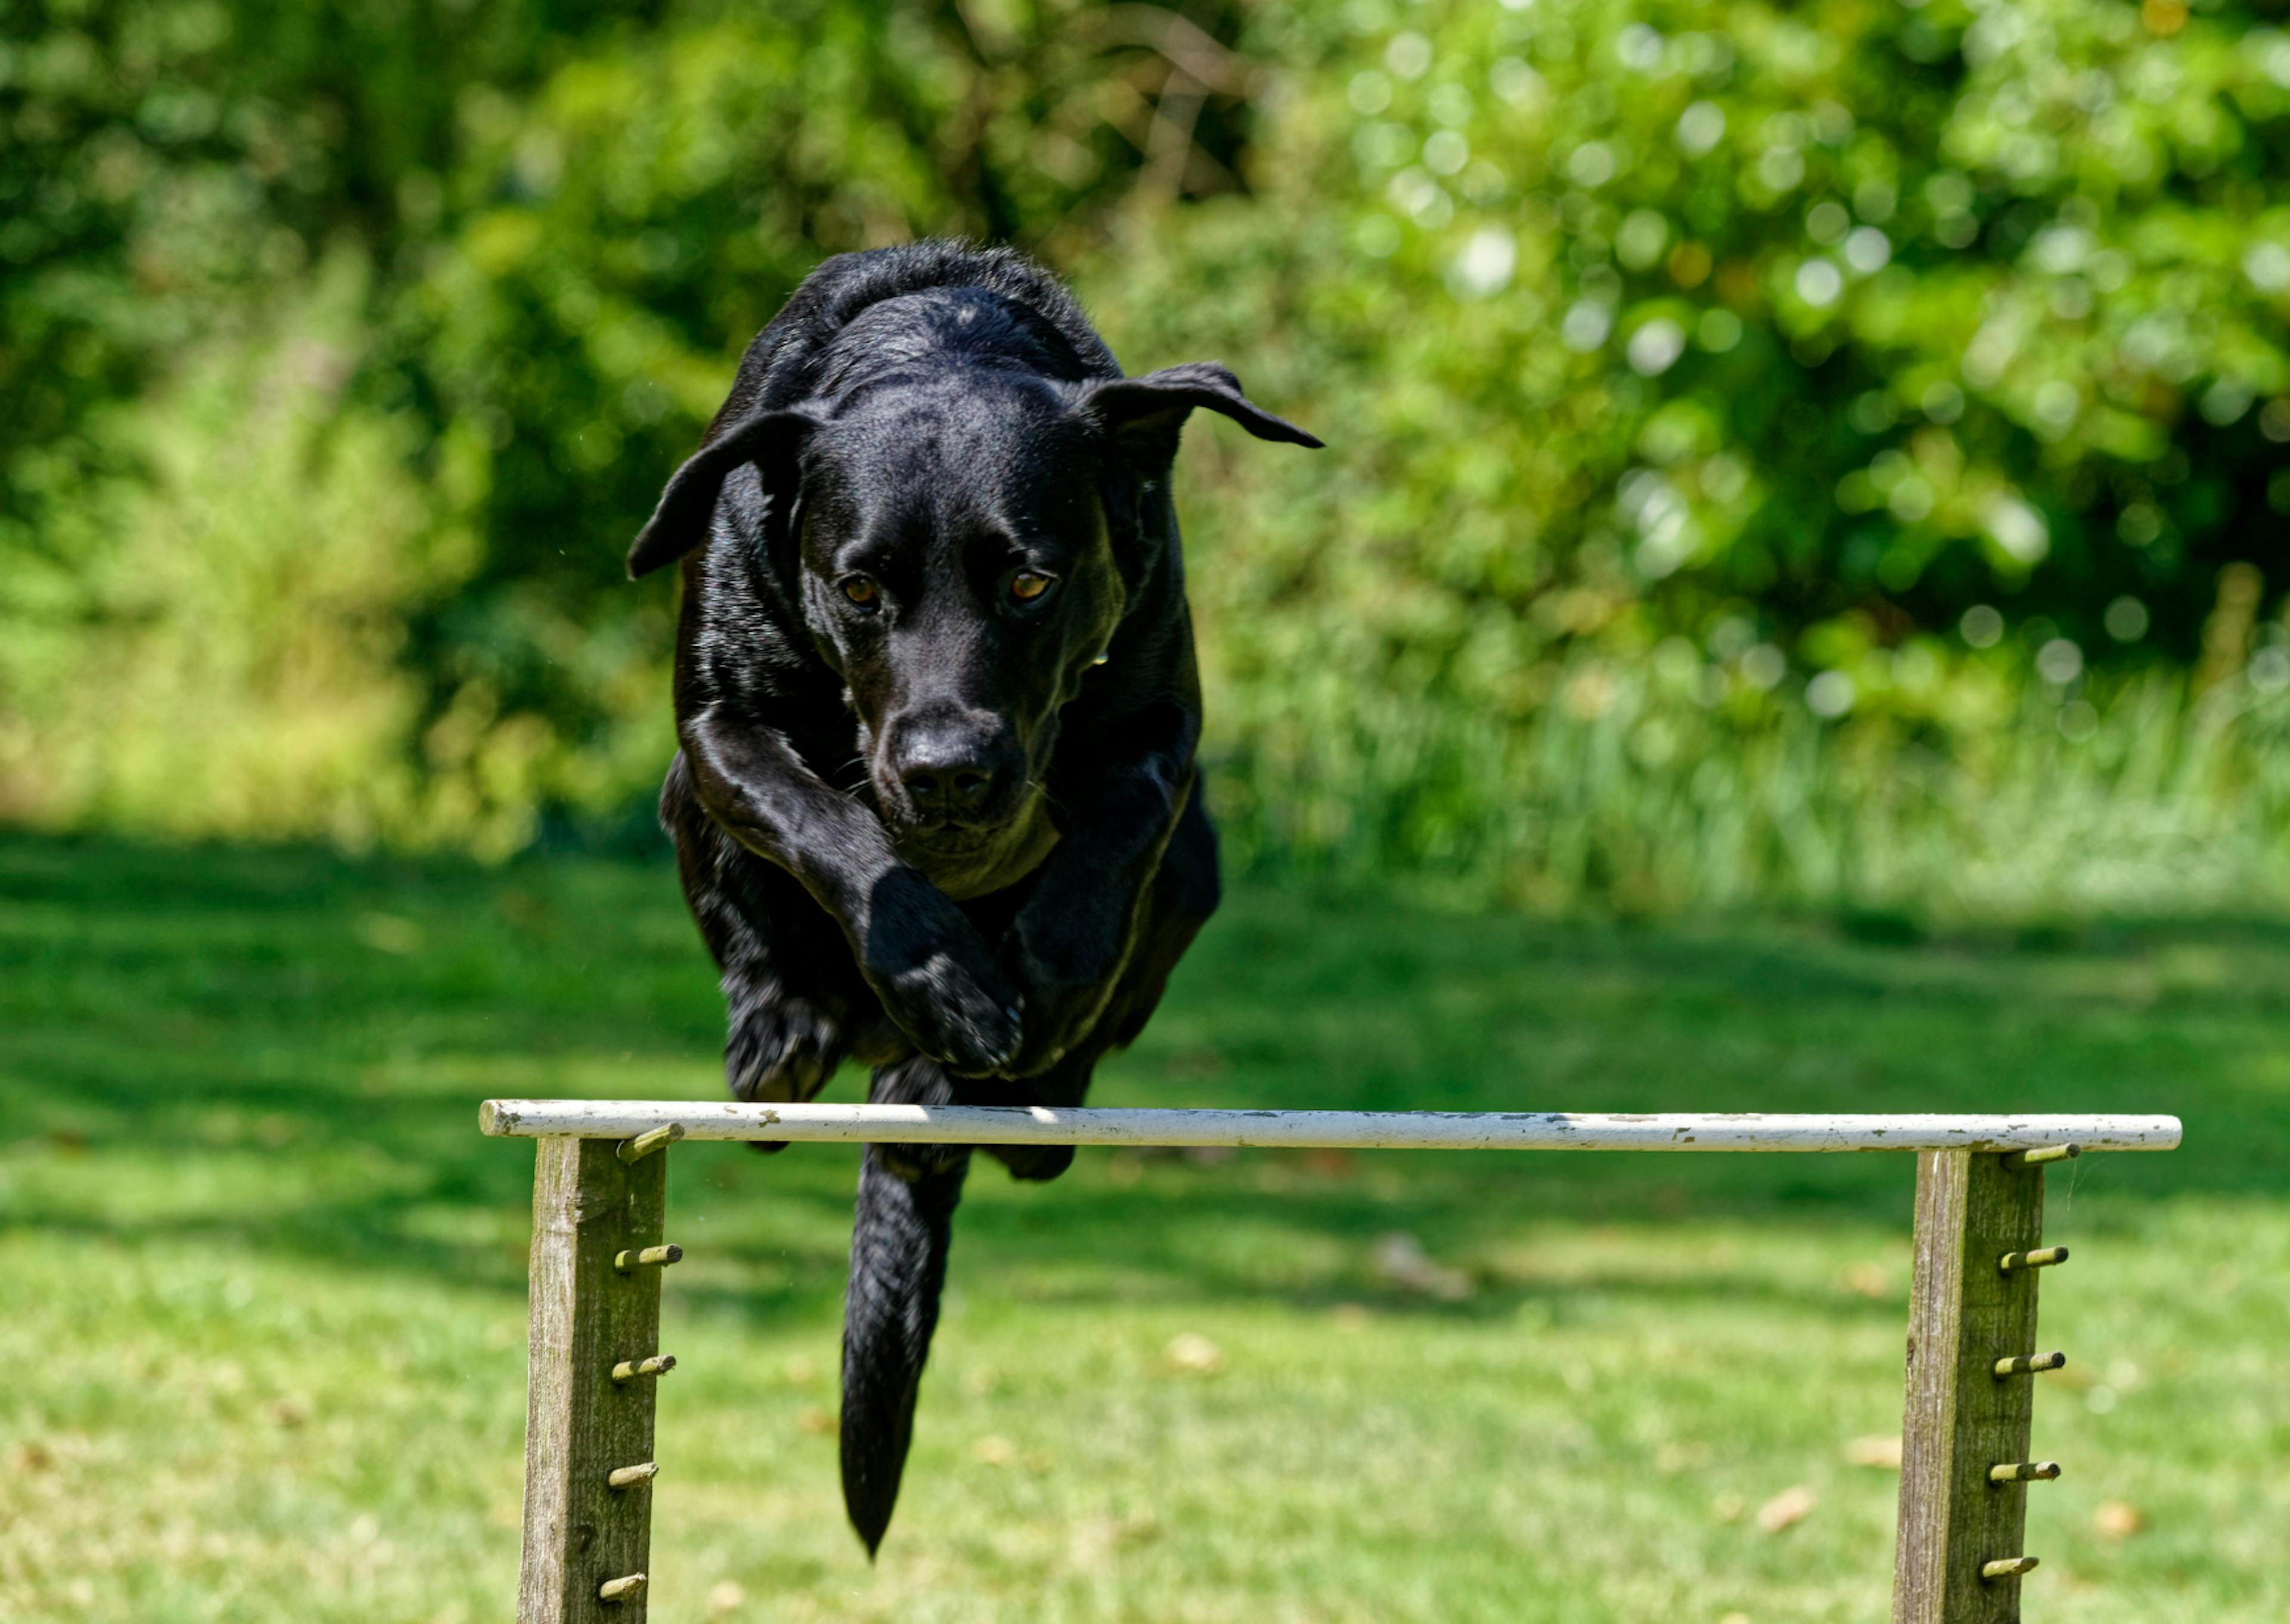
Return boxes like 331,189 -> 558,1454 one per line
898,745 -> 1000,819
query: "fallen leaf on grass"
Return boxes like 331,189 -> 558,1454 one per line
1843,1434 -> 1902,1468
971,1435 -> 1016,1466
795,1405 -> 834,1436
1165,1332 -> 1227,1375
2094,1499 -> 2145,1538
1756,1484 -> 1816,1533
707,1579 -> 746,1613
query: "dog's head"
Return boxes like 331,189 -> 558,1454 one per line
630,345 -> 1319,857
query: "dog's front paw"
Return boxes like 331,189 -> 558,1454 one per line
727,995 -> 846,1154
999,967 -> 1115,1077
997,916 -> 1125,1077
859,872 -> 1025,1074
877,1140 -> 971,1181
874,950 -> 1023,1076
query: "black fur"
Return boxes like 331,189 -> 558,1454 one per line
630,241 -> 1320,1552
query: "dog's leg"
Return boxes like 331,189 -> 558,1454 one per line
841,1055 -> 969,1554
975,791 -> 1221,1185
865,1052 -> 969,1180
676,708 -> 1023,1075
971,1052 -> 1091,1183
1091,777 -> 1220,1052
663,753 -> 856,1144
995,705 -> 1218,1077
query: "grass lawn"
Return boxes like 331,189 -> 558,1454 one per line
1,832 -> 2284,1623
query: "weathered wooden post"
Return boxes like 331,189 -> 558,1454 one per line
516,1124 -> 684,1620
1890,1145 -> 2074,1624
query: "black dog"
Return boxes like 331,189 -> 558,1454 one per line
627,242 -> 1319,1552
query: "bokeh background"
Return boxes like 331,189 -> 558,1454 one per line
3,2 -> 2287,1621
11,0 -> 2290,906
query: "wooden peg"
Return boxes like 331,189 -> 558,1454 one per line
1992,1350 -> 2065,1377
614,1244 -> 684,1272
1988,1461 -> 2060,1483
1980,1557 -> 2038,1579
598,1572 -> 648,1603
607,1462 -> 658,1490
1998,1246 -> 2068,1273
611,1354 -> 676,1383
2003,1143 -> 2078,1168
617,1123 -> 684,1164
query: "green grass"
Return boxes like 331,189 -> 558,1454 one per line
1,832 -> 2284,1623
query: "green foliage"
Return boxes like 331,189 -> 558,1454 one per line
4,0 -> 2289,904
4,836 -> 2287,1619
0,257 -> 570,847
1087,0 -> 2290,905
2,0 -> 1258,847
1149,0 -> 2290,651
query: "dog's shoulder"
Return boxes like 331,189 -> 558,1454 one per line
711,242 -> 1118,430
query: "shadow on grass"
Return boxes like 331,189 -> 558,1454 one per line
2,830 -> 2272,1325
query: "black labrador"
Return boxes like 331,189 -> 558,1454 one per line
627,241 -> 1320,1552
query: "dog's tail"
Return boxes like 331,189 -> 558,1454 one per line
840,1142 -> 970,1555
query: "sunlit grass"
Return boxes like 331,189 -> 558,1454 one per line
1,835 -> 2284,1622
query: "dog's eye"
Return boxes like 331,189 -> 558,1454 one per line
840,576 -> 880,609
1009,571 -> 1053,603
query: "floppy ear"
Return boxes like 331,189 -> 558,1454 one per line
1078,362 -> 1323,469
626,408 -> 819,579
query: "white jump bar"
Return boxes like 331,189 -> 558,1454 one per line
479,1101 -> 2181,1154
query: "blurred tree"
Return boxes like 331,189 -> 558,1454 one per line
4,0 -> 2287,906
1109,0 -> 2290,675
1,0 -> 1259,835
